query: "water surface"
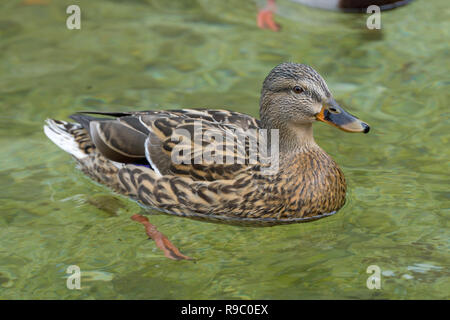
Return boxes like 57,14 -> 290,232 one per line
0,0 -> 448,299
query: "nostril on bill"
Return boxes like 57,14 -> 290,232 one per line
362,123 -> 370,134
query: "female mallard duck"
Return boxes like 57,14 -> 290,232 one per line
44,63 -> 369,259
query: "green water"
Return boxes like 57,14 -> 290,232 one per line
0,0 -> 448,299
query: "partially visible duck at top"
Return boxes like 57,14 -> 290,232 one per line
257,0 -> 415,31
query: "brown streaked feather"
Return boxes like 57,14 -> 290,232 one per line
74,146 -> 344,226
77,109 -> 261,129
74,109 -> 267,181
141,116 -> 265,180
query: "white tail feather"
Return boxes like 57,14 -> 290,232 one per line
44,119 -> 87,160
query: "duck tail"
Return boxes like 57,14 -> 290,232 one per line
44,119 -> 92,160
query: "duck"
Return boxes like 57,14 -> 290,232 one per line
44,63 -> 369,260
257,0 -> 414,31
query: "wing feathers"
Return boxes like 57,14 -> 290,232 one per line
69,109 -> 263,180
89,121 -> 147,163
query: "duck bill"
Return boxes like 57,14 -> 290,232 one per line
316,99 -> 370,133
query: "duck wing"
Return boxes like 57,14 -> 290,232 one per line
79,109 -> 261,129
69,113 -> 150,164
71,109 -> 266,181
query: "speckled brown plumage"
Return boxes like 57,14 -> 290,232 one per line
44,63 -> 369,226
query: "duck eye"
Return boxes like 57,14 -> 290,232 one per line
293,86 -> 303,94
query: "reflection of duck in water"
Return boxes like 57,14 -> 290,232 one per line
258,0 -> 415,31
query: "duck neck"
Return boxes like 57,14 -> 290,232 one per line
261,118 -> 318,155
280,122 -> 319,154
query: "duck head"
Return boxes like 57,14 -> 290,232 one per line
260,63 -> 370,138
